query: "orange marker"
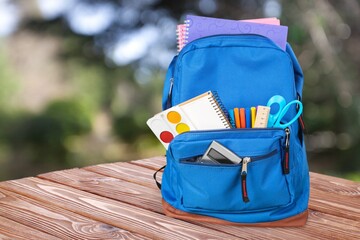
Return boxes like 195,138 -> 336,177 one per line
234,108 -> 240,128
240,108 -> 246,128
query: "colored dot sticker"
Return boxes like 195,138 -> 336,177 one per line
176,123 -> 190,134
160,131 -> 174,143
167,111 -> 181,124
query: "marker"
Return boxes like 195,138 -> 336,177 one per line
240,108 -> 246,128
246,108 -> 251,128
234,108 -> 240,128
229,109 -> 236,128
251,107 -> 256,128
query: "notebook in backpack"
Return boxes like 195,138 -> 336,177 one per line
152,17 -> 309,227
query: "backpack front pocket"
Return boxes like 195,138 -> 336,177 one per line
168,129 -> 292,213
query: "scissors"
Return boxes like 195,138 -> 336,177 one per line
266,95 -> 303,129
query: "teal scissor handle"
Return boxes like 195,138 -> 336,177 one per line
267,95 -> 303,129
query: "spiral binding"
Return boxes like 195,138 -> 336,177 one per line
176,24 -> 184,52
208,91 -> 232,129
176,21 -> 190,52
184,19 -> 190,45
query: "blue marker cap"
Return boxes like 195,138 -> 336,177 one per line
229,109 -> 236,128
246,108 -> 251,128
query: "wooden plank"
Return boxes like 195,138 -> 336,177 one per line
0,215 -> 59,240
130,156 -> 166,171
306,209 -> 360,237
39,167 -> 360,240
0,188 -> 149,240
0,177 -> 240,240
310,172 -> 360,200
311,172 -> 360,188
309,189 -> 360,221
38,168 -> 162,214
0,232 -> 14,240
309,172 -> 360,221
84,162 -> 160,188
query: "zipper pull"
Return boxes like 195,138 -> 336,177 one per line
165,78 -> 174,109
241,157 -> 251,203
283,128 -> 290,174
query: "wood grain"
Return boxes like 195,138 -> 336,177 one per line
0,177 -> 239,240
85,162 -> 161,188
0,232 -> 14,240
309,172 -> 360,221
309,188 -> 360,221
130,156 -> 166,171
0,188 -> 148,240
0,215 -> 59,240
39,168 -> 162,213
39,166 -> 360,240
1,157 -> 360,239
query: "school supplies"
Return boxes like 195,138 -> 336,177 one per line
147,91 -> 231,149
240,108 -> 246,128
232,106 -> 265,128
183,15 -> 288,50
176,17 -> 281,52
176,24 -> 186,52
234,108 -> 240,128
245,108 -> 251,128
228,109 -> 236,128
176,16 -> 281,52
201,141 -> 243,164
266,95 -> 303,129
242,17 -> 280,25
251,107 -> 256,128
253,106 -> 270,128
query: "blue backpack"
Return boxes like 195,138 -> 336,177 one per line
154,34 -> 309,226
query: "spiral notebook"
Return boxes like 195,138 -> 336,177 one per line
176,24 -> 187,52
177,15 -> 287,52
147,91 -> 231,149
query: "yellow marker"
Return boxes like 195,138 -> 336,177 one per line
251,107 -> 256,128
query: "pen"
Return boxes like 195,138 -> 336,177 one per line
240,108 -> 246,128
234,108 -> 240,128
229,109 -> 236,128
246,108 -> 251,128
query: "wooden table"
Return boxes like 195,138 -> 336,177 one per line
0,156 -> 359,239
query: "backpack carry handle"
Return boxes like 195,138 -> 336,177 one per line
153,165 -> 166,190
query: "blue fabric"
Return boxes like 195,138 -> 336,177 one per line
160,34 -> 309,224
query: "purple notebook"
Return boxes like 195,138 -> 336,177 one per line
185,15 -> 288,50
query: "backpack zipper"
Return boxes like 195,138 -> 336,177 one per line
283,127 -> 291,174
241,157 -> 251,203
240,149 -> 278,203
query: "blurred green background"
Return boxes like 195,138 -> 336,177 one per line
0,0 -> 359,181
